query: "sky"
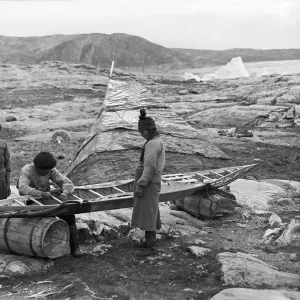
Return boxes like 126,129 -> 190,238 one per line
0,0 -> 299,50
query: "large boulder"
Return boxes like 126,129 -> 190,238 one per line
210,288 -> 300,300
229,179 -> 286,210
0,254 -> 53,276
217,252 -> 300,288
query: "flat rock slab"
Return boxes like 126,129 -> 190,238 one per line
187,104 -> 276,127
14,131 -> 88,142
2,98 -> 100,132
262,179 -> 300,192
210,288 -> 300,300
0,254 -> 54,276
217,252 -> 300,288
229,179 -> 285,210
188,246 -> 211,257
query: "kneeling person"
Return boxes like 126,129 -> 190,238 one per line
18,151 -> 85,258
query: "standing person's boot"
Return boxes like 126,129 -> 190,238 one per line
138,231 -> 158,256
134,228 -> 159,249
134,232 -> 151,249
134,240 -> 148,248
69,224 -> 85,258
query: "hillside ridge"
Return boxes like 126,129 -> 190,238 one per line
1,33 -> 300,70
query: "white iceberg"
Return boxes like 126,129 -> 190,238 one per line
201,73 -> 218,81
258,70 -> 272,77
202,57 -> 249,81
182,72 -> 201,82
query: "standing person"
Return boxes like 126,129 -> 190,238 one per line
132,109 -> 165,255
0,124 -> 11,200
18,151 -> 85,258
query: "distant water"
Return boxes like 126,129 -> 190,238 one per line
245,60 -> 300,76
173,59 -> 300,77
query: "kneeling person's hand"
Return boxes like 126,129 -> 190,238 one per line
59,192 -> 68,201
41,192 -> 52,200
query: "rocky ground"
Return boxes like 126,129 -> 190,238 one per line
0,61 -> 299,299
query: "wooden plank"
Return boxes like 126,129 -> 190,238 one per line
178,179 -> 198,183
52,196 -> 63,204
225,167 -> 240,174
162,176 -> 192,181
88,190 -> 103,197
185,164 -> 257,177
97,192 -> 133,200
163,173 -> 185,178
13,199 -> 26,206
196,173 -> 213,181
163,175 -> 191,180
113,187 -> 126,193
0,205 -> 55,212
28,197 -> 43,206
207,165 -> 257,188
74,179 -> 134,190
209,170 -> 223,178
73,194 -> 84,201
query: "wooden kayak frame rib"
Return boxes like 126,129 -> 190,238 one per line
0,164 -> 258,218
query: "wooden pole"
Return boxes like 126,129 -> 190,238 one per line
109,61 -> 115,78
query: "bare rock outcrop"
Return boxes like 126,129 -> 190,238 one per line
210,288 -> 300,300
0,254 -> 54,276
229,179 -> 286,210
217,252 -> 300,289
164,74 -> 300,131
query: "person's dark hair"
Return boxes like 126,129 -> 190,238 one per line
139,108 -> 147,120
33,152 -> 57,169
138,109 -> 156,132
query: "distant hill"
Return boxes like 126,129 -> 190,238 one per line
1,33 -> 300,71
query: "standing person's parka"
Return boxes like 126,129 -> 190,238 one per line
131,109 -> 165,255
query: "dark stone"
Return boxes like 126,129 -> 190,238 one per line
5,116 -> 17,122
